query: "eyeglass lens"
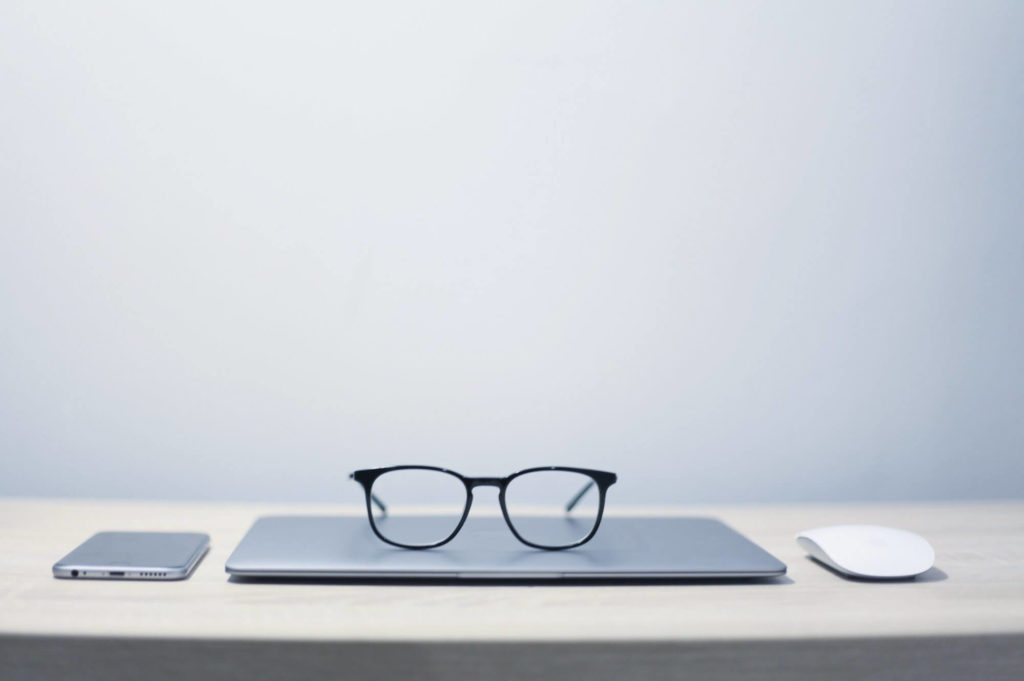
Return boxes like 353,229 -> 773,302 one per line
369,468 -> 467,546
504,469 -> 600,547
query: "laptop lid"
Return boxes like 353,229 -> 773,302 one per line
225,515 -> 786,580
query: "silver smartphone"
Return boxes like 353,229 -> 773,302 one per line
53,531 -> 210,580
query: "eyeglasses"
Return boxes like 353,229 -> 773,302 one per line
349,465 -> 618,550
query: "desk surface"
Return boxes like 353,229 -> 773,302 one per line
2,498 -> 1022,680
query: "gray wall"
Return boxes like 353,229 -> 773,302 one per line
2,1 -> 1022,505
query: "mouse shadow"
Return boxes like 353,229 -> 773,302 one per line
227,574 -> 794,587
805,557 -> 948,583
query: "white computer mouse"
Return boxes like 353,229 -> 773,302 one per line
796,525 -> 935,579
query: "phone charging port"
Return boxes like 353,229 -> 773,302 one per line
109,571 -> 125,577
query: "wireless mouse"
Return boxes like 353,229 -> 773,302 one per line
795,525 -> 935,579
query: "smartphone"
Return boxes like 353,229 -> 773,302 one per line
53,531 -> 210,580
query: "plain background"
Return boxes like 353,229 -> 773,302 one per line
1,1 -> 1022,506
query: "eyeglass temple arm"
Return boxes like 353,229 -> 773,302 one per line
350,474 -> 388,515
565,480 -> 596,513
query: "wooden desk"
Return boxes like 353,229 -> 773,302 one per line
1,498 -> 1021,680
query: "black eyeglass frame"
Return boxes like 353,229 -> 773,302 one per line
349,465 -> 618,550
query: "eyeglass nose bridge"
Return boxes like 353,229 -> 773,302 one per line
465,477 -> 504,490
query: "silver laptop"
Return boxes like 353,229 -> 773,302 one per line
225,515 -> 786,580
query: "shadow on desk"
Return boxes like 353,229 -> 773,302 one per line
2,632 -> 1021,681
